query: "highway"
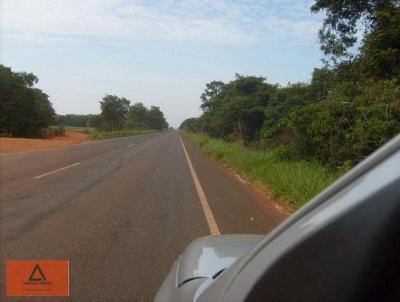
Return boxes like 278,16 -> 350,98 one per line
0,130 -> 285,301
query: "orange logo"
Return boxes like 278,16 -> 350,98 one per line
6,260 -> 69,296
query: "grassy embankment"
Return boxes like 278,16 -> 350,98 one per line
182,131 -> 344,207
89,129 -> 157,139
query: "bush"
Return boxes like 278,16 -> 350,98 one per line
41,126 -> 66,138
265,80 -> 400,168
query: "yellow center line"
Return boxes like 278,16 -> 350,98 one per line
179,134 -> 221,235
126,143 -> 135,148
34,162 -> 82,179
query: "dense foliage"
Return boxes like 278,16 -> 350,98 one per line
180,1 -> 400,169
100,95 -> 168,131
0,65 -> 55,137
268,80 -> 400,168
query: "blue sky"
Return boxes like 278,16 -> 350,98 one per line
1,0 -> 324,127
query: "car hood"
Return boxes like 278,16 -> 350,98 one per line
177,234 -> 263,286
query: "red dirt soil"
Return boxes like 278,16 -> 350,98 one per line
0,131 -> 89,154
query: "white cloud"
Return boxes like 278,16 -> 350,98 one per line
2,0 -> 321,45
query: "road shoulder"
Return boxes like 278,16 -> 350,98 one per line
181,135 -> 291,235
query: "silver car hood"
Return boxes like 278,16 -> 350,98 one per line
177,234 -> 263,286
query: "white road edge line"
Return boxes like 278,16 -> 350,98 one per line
34,162 -> 82,179
179,134 -> 221,235
126,143 -> 135,148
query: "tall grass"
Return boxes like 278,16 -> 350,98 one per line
183,131 -> 344,207
89,129 -> 157,139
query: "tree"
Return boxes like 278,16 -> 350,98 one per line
360,7 -> 400,79
179,118 -> 199,132
200,81 -> 225,112
147,106 -> 168,130
0,64 -> 55,137
309,68 -> 336,100
98,96 -> 168,131
100,95 -> 130,131
311,0 -> 400,68
88,114 -> 102,128
126,102 -> 149,129
32,88 -> 55,131
200,75 -> 276,142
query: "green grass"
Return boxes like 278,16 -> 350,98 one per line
182,131 -> 344,207
89,129 -> 157,139
64,126 -> 96,133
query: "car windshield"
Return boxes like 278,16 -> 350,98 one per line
1,1 -> 399,301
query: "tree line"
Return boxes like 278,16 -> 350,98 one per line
55,96 -> 168,131
98,94 -> 168,131
54,98 -> 169,131
54,114 -> 100,128
0,65 -> 168,137
180,0 -> 400,169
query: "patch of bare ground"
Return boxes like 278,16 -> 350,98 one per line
0,131 -> 89,154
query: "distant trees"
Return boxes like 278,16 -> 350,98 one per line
147,106 -> 169,130
126,102 -> 148,129
0,65 -> 55,137
99,94 -> 168,131
100,95 -> 130,131
55,114 -> 101,128
179,118 -> 199,132
56,99 -> 169,132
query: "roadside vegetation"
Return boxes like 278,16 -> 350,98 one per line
183,131 -> 340,206
89,129 -> 157,139
181,0 -> 400,206
62,126 -> 96,133
47,126 -> 66,137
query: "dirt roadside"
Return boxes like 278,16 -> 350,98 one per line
0,131 -> 89,154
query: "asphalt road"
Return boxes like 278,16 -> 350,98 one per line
0,130 -> 285,301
